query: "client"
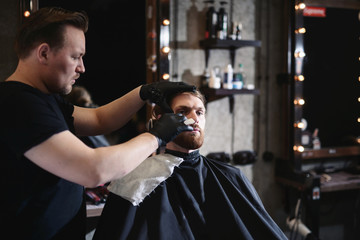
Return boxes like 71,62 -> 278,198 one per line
93,89 -> 287,240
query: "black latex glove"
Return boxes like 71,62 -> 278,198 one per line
140,81 -> 196,113
149,113 -> 193,147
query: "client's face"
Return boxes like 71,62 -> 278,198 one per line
170,93 -> 206,150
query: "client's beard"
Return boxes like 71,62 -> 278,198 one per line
172,127 -> 204,150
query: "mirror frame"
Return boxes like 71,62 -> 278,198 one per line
146,0 -> 170,84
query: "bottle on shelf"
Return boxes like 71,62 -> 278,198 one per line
312,128 -> 321,150
217,1 -> 228,40
223,64 -> 233,89
233,63 -> 244,89
209,66 -> 221,89
236,22 -> 243,40
230,21 -> 237,40
201,68 -> 210,88
204,0 -> 218,39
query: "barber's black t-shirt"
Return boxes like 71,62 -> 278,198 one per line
0,81 -> 86,240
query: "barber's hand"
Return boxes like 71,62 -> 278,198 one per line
149,113 -> 193,147
140,81 -> 196,113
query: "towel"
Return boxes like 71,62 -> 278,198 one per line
108,154 -> 183,206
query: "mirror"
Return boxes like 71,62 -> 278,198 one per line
290,1 -> 360,170
302,7 -> 360,148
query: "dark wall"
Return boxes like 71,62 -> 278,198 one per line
40,0 -> 148,142
0,0 -> 147,143
1,0 -> 146,106
0,0 -> 19,81
40,0 -> 147,106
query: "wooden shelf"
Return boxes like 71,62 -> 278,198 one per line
199,39 -> 261,49
320,171 -> 360,192
301,146 -> 360,160
199,39 -> 261,111
200,87 -> 260,112
199,39 -> 261,67
201,87 -> 259,101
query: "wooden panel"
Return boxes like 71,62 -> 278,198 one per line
301,146 -> 360,160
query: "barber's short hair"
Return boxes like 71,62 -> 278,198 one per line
15,7 -> 89,59
152,89 -> 206,118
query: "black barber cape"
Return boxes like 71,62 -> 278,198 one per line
93,149 -> 287,240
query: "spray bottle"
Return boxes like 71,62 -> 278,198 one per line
204,0 -> 218,39
217,1 -> 228,39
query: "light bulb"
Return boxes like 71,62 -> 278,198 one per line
24,11 -> 31,17
163,19 -> 170,26
295,27 -> 306,34
294,98 -> 305,105
294,122 -> 305,129
295,3 -> 306,10
162,46 -> 170,54
295,51 -> 306,58
162,73 -> 170,80
295,75 -> 305,81
293,145 -> 305,152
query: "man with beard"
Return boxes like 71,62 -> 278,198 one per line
0,7 -> 195,239
93,90 -> 287,240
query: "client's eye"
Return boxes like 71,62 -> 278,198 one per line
197,110 -> 204,116
177,110 -> 185,114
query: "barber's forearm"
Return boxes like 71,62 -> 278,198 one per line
88,132 -> 158,187
95,86 -> 145,133
25,130 -> 158,188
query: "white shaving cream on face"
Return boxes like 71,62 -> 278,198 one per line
184,118 -> 195,125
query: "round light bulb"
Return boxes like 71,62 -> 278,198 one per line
24,11 -> 31,17
162,73 -> 170,80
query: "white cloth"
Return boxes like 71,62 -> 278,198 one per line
108,154 -> 183,206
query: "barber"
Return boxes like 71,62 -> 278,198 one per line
0,7 -> 194,240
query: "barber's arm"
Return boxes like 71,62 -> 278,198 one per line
73,86 -> 144,136
73,82 -> 195,136
24,112 -> 192,188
